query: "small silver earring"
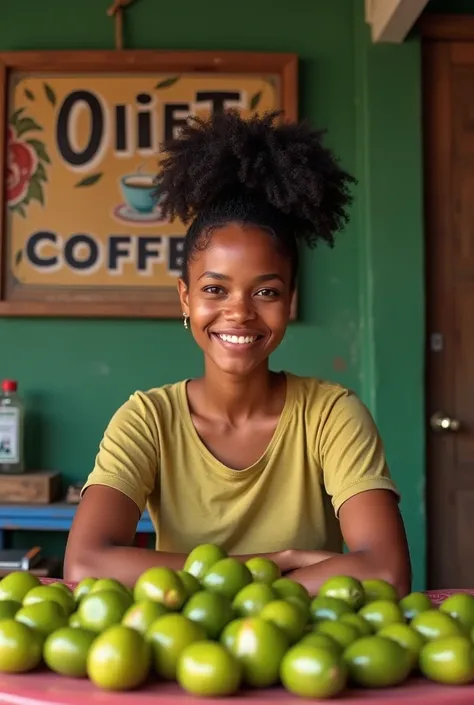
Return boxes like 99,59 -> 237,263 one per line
183,313 -> 189,330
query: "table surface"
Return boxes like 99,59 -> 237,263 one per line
0,584 -> 471,705
0,672 -> 473,705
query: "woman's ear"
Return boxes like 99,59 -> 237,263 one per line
177,278 -> 189,316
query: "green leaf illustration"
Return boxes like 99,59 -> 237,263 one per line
26,178 -> 44,206
155,76 -> 180,89
35,162 -> 48,182
9,203 -> 26,218
9,107 -> 26,127
75,173 -> 103,188
44,82 -> 56,107
26,139 -> 51,164
250,91 -> 263,111
15,117 -> 43,138
15,249 -> 23,266
24,89 -> 35,101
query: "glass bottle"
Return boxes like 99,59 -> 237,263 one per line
0,380 -> 25,474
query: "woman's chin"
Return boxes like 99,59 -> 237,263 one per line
207,354 -> 267,378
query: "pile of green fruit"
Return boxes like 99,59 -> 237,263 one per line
0,544 -> 472,699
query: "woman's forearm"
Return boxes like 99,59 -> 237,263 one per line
66,543 -> 398,593
286,550 -> 411,598
64,546 -> 305,586
64,545 -> 187,585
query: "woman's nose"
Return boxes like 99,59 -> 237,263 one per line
224,294 -> 257,322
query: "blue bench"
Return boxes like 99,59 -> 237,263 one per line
0,503 -> 154,549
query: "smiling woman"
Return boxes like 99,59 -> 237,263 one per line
64,110 -> 411,597
179,225 -> 291,380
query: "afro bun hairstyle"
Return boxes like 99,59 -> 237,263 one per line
155,110 -> 356,283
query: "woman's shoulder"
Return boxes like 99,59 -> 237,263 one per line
140,379 -> 187,405
285,371 -> 372,428
286,371 -> 354,406
110,379 -> 187,428
285,373 -> 380,449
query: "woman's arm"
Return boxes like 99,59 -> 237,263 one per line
64,486 -> 308,585
64,389 -> 321,585
283,391 -> 412,597
64,390 -> 182,585
64,486 -> 184,584
285,489 -> 411,597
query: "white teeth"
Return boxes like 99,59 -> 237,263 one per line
217,334 -> 257,345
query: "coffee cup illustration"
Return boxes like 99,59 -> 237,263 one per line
120,173 -> 159,214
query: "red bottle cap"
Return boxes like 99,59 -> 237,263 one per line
1,380 -> 17,392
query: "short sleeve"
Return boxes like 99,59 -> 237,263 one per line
319,391 -> 399,516
81,391 -> 159,513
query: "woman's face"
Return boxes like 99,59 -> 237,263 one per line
178,223 -> 293,377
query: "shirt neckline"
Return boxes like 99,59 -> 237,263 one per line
178,372 -> 295,480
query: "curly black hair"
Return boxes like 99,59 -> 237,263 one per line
156,110 -> 356,286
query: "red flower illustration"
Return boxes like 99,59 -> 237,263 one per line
6,126 -> 38,207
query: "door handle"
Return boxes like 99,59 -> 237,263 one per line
430,411 -> 461,432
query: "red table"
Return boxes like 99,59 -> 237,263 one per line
0,584 -> 470,705
1,673 -> 474,705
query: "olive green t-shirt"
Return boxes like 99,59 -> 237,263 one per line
82,373 -> 398,554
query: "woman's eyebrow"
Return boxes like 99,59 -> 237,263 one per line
198,271 -> 284,283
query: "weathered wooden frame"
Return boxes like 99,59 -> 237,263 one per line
0,50 -> 298,319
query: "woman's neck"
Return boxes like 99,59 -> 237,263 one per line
197,362 -> 283,425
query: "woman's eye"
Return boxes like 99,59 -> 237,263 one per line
202,286 -> 224,295
255,288 -> 279,297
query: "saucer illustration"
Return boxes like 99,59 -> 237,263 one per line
113,203 -> 167,225
113,172 -> 168,226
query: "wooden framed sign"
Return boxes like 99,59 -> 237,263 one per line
0,50 -> 298,319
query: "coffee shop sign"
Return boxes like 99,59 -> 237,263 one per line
7,83 -> 256,279
58,87 -> 247,171
24,231 -> 185,277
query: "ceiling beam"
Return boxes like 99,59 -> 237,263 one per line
365,0 -> 430,43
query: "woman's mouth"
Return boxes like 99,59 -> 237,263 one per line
212,333 -> 263,347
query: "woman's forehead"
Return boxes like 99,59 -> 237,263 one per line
190,224 -> 290,275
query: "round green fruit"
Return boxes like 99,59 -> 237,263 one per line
201,558 -> 252,600
232,582 -> 277,618
310,596 -> 353,623
183,591 -> 234,640
343,635 -> 412,688
145,613 -> 206,680
44,626 -> 96,677
87,625 -> 151,690
319,575 -> 365,610
183,544 -> 227,580
134,567 -> 187,611
259,599 -> 307,643
358,599 -> 404,631
281,643 -> 347,699
0,572 -> 40,602
0,619 -> 42,673
177,640 -> 242,697
176,571 -> 201,598
420,636 -> 474,685
245,557 -> 281,585
226,617 -> 289,688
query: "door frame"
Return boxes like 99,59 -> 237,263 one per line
421,13 -> 474,41
421,13 -> 474,587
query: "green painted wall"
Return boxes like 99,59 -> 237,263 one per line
0,0 -> 426,589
